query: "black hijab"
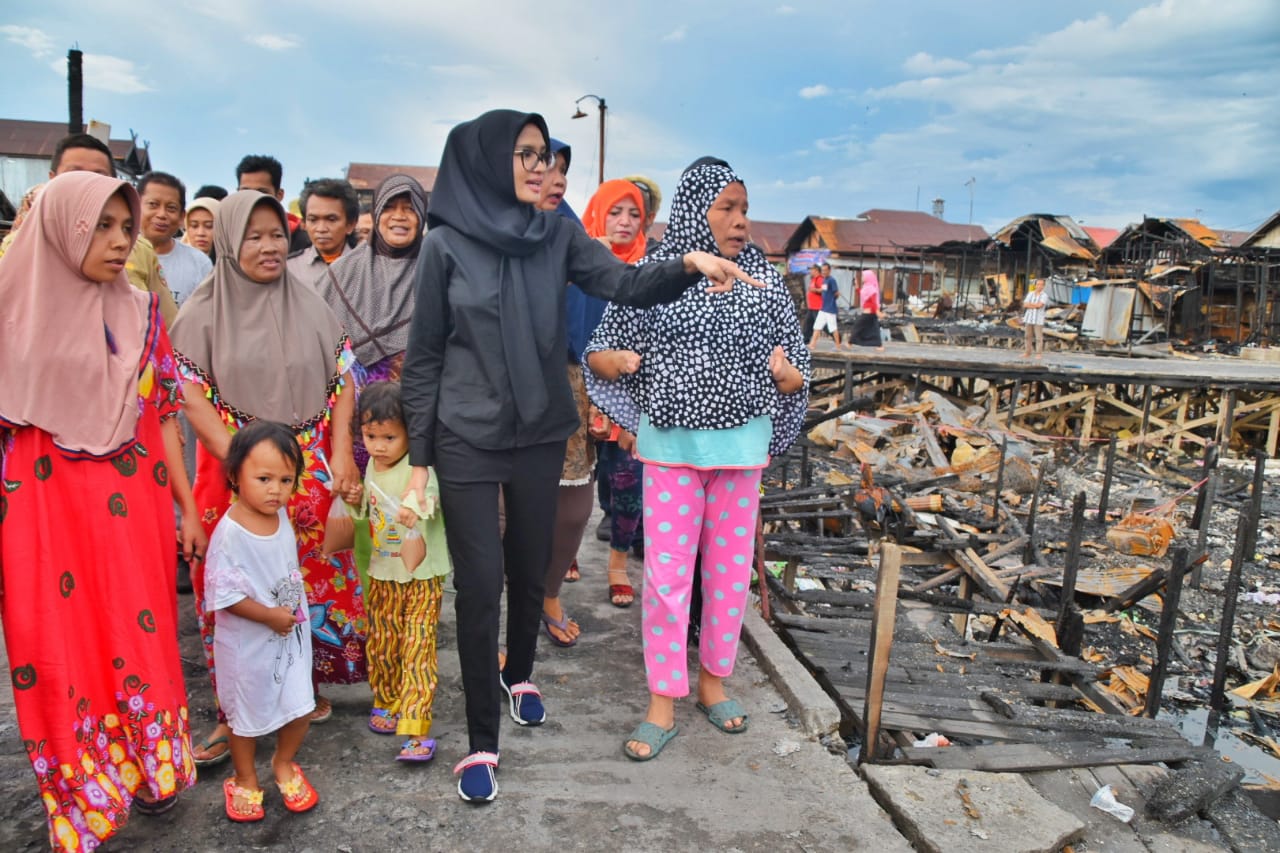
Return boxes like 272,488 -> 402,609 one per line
427,109 -> 552,257
427,109 -> 564,424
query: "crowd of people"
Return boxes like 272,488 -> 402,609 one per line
0,112 -> 822,850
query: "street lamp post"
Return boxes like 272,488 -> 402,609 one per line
572,94 -> 607,186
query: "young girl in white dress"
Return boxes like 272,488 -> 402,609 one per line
204,420 -> 319,822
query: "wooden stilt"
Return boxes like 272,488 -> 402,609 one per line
1145,548 -> 1189,718
1208,515 -> 1250,716
859,542 -> 901,765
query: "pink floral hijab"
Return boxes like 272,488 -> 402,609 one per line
0,172 -> 149,457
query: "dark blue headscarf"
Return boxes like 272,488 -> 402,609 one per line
551,137 -> 608,363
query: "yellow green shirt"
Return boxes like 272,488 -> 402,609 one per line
350,455 -> 450,583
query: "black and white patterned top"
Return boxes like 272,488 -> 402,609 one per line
583,163 -> 810,457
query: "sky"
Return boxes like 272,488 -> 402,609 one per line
1,0 -> 1277,234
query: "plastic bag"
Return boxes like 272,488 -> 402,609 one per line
321,495 -> 355,556
1089,785 -> 1134,822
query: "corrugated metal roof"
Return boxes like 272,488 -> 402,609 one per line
0,118 -> 135,160
346,162 -> 438,192
1083,226 -> 1120,249
1242,209 -> 1280,249
791,210 -> 986,254
746,220 -> 799,256
1170,218 -> 1220,247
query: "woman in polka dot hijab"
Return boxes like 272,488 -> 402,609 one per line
585,159 -> 809,761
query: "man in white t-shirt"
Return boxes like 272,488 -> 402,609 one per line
138,172 -> 212,306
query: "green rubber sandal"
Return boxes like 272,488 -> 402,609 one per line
623,722 -> 679,762
696,699 -> 749,734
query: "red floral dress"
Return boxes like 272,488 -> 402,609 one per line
178,338 -> 367,708
0,301 -> 196,853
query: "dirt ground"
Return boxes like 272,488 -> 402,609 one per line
0,508 -> 910,853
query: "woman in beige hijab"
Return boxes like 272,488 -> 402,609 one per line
171,190 -> 365,766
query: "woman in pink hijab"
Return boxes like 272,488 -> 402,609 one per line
850,269 -> 885,350
0,172 -> 202,851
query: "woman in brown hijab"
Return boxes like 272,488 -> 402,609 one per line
171,190 -> 365,766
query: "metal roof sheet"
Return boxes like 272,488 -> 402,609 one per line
346,162 -> 438,192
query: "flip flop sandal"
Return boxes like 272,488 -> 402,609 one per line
368,708 -> 400,734
133,793 -> 177,816
696,698 -> 750,734
499,676 -> 546,726
540,610 -> 578,648
310,696 -> 333,724
193,734 -> 231,768
623,722 -> 679,762
564,559 -> 581,583
454,751 -> 499,803
276,763 -> 319,813
223,779 -> 264,823
396,738 -> 437,763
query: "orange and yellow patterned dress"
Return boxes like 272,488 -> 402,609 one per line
0,300 -> 196,853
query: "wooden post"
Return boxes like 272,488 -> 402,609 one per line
800,443 -> 811,488
1217,389 -> 1236,448
1023,462 -> 1047,564
1057,492 -> 1087,637
1268,405 -> 1280,458
1007,379 -> 1023,428
1208,514 -> 1250,715
842,362 -> 855,404
1191,442 -> 1220,530
1079,393 -> 1097,449
859,542 -> 902,765
1145,548 -> 1189,718
1139,385 -> 1154,445
1174,392 -> 1189,457
992,436 -> 1008,520
1191,470 -> 1217,589
1097,436 -> 1118,523
753,511 -> 771,622
1243,450 -> 1266,559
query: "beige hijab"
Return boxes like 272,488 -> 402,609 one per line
0,172 -> 149,456
170,191 -> 345,425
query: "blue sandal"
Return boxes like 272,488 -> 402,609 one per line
623,722 -> 679,761
500,676 -> 546,726
454,751 -> 498,803
696,699 -> 749,734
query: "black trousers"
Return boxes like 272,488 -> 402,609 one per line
802,308 -> 818,341
433,426 -> 566,753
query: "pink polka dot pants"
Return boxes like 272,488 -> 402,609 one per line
640,464 -> 761,697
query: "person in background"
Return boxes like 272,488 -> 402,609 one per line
184,197 -> 219,258
354,204 -> 374,245
138,172 -> 212,306
538,138 -> 595,645
235,155 -> 302,237
803,264 -> 824,342
850,269 -> 885,350
193,184 -> 229,202
1021,277 -> 1048,359
809,262 -> 845,349
401,109 -> 757,802
288,179 -> 359,289
583,179 -> 652,610
0,172 -> 203,850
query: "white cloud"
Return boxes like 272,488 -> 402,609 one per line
902,52 -> 969,75
1,24 -> 55,57
662,25 -> 687,42
772,176 -> 824,190
799,84 -> 831,99
47,53 -> 151,94
776,5 -> 796,13
245,34 -> 300,51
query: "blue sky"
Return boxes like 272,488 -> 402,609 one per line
2,0 -> 1276,233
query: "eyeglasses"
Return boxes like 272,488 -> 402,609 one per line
514,147 -> 555,172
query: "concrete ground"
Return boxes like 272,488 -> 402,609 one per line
0,508 -> 910,852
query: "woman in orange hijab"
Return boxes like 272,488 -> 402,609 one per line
580,180 -> 649,609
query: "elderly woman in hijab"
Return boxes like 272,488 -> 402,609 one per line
0,172 -> 201,850
171,190 -> 365,767
585,158 -> 810,762
401,109 -> 762,803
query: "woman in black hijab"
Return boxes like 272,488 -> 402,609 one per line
401,109 -> 760,803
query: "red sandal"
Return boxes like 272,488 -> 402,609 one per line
276,763 -> 319,813
223,779 -> 264,823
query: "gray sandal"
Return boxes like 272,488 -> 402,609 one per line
623,722 -> 679,761
696,699 -> 749,733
